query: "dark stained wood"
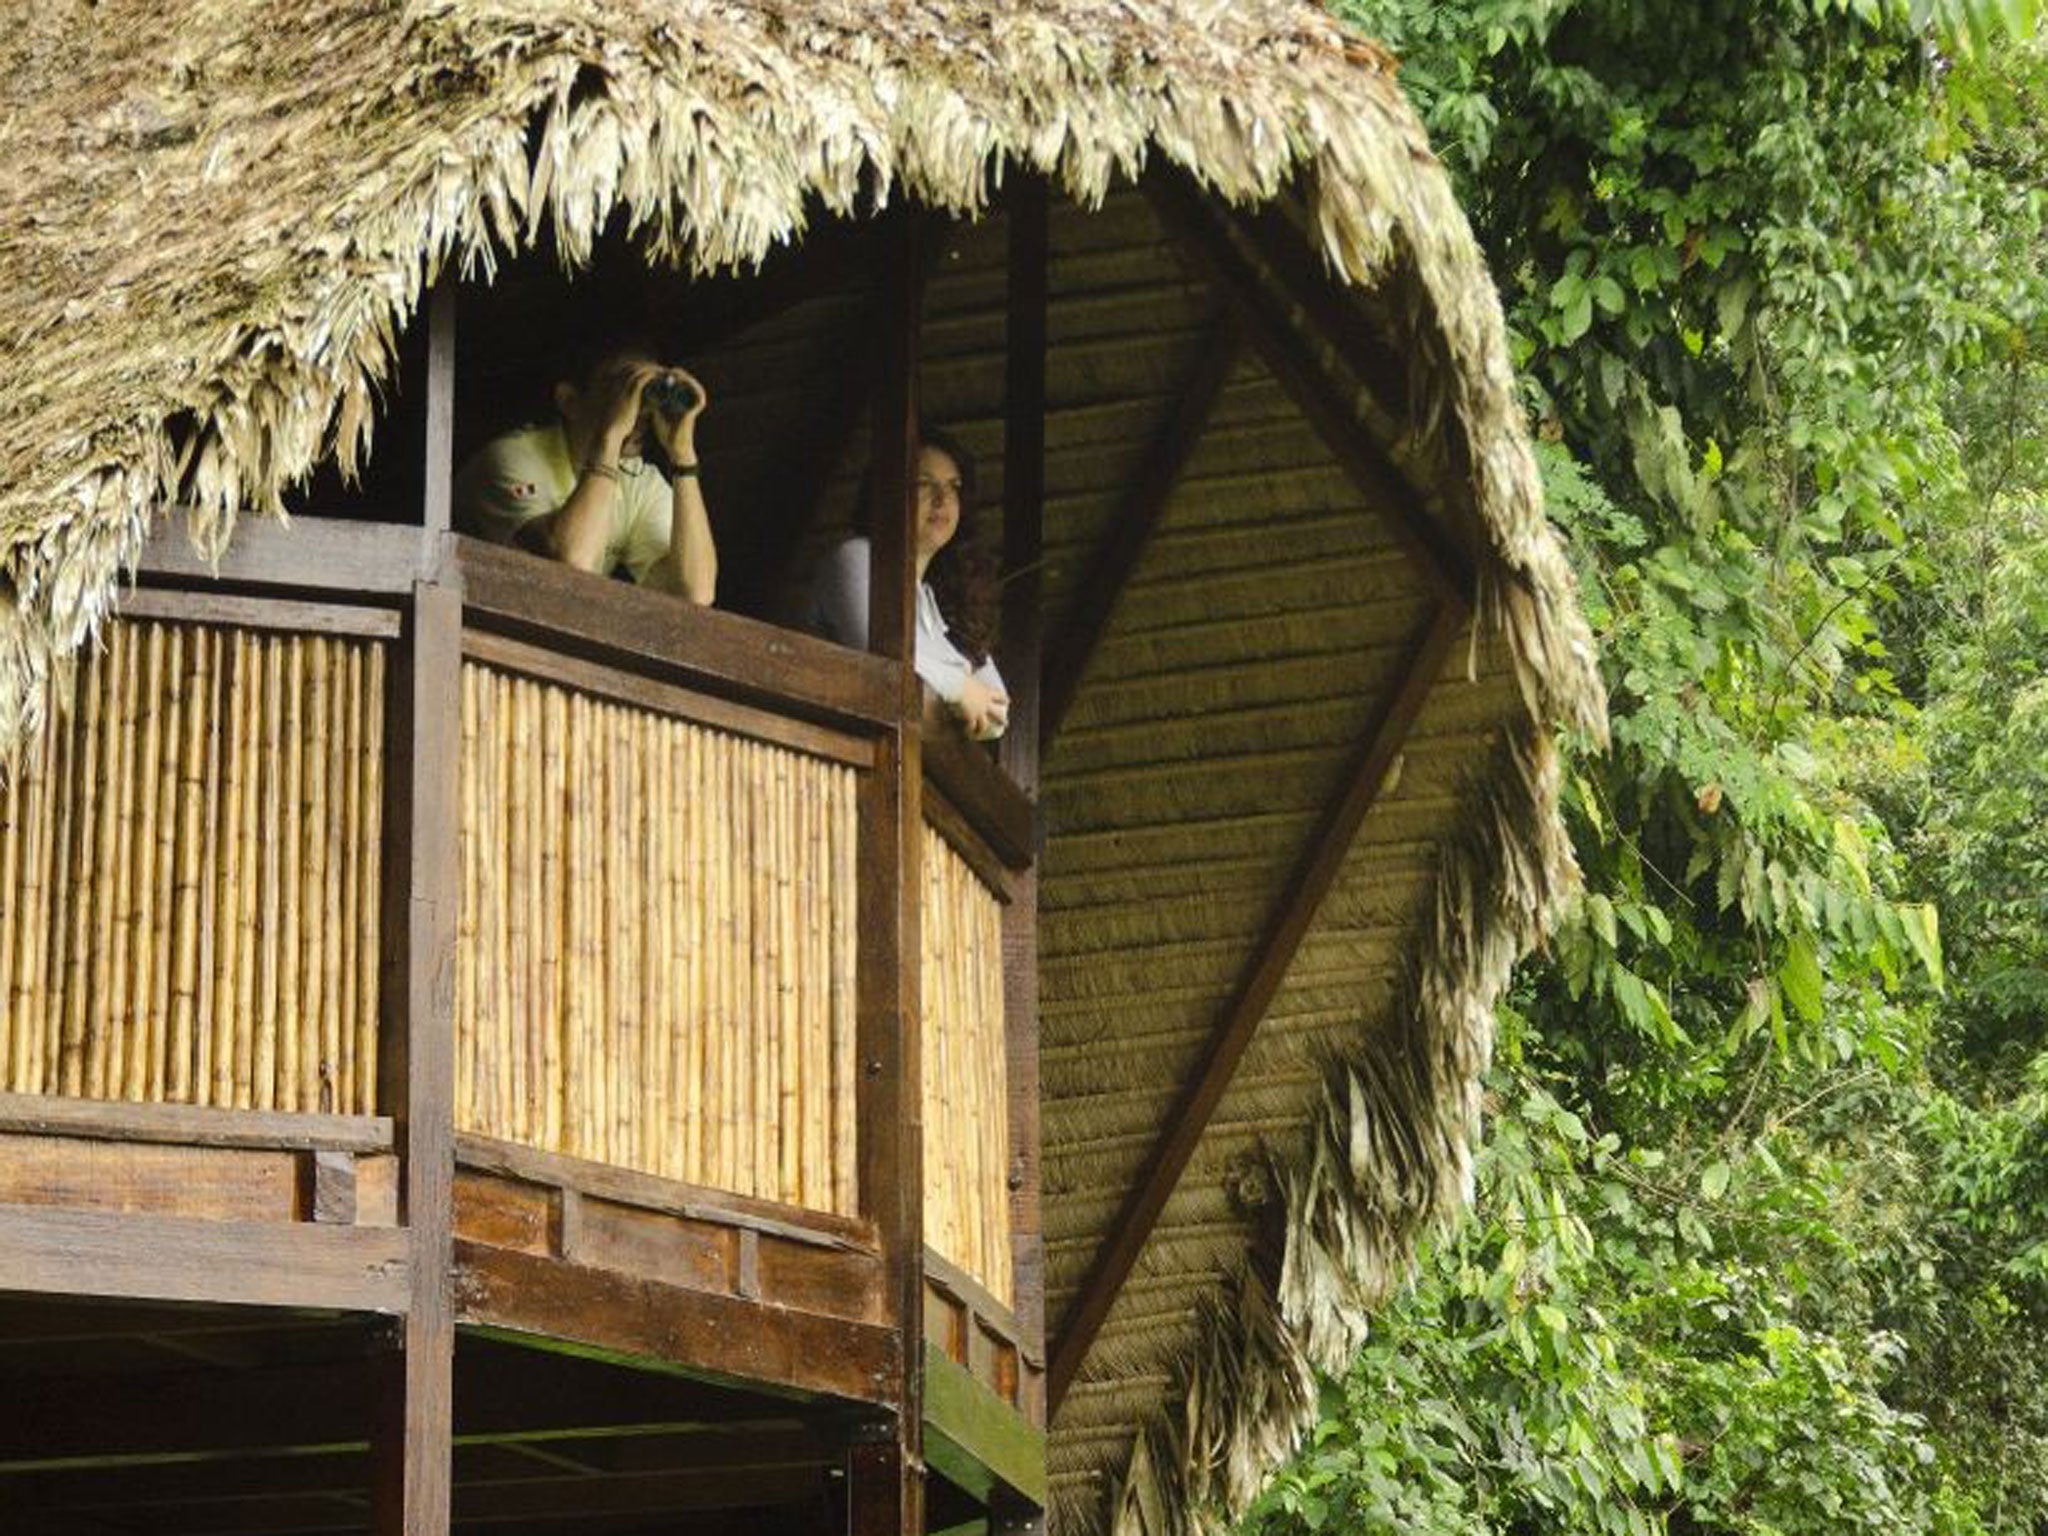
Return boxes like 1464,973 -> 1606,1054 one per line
1145,173 -> 1477,603
845,1436 -> 907,1536
1037,306 -> 1242,751
999,172 -> 1049,781
115,586 -> 405,638
565,1196 -> 736,1295
457,536 -> 899,731
922,724 -> 1034,870
997,181 -> 1048,1428
372,569 -> 463,1535
308,1150 -> 359,1225
0,1207 -> 409,1310
461,626 -> 875,768
923,784 -> 1018,905
136,517 -> 437,594
1046,599 -> 1469,1411
0,1136 -> 303,1223
423,282 -> 456,535
0,1092 -> 394,1151
855,206 -> 929,1536
452,1169 -> 556,1256
452,1241 -> 897,1405
922,1246 -> 1018,1350
455,1133 -> 876,1252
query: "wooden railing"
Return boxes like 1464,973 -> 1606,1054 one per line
0,524 -> 1034,1337
1,608 -> 389,1114
453,656 -> 862,1214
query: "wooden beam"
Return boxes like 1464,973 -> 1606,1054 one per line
451,1242 -> 897,1405
921,1343 -> 1046,1506
1037,309 -> 1241,751
854,206 -> 930,1536
137,518 -> 438,594
0,1092 -> 393,1152
456,536 -> 900,732
0,1206 -> 408,1311
371,520 -> 463,1531
1145,173 -> 1476,604
1046,599 -> 1467,1412
997,172 -> 1050,1444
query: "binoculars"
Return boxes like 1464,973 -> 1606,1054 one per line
645,373 -> 702,415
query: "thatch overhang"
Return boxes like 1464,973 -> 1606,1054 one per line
0,3 -> 1606,1533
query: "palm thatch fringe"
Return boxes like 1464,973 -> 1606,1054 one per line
1092,723 -> 1578,1536
0,2 -> 1599,755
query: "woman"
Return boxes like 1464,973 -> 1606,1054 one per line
808,427 -> 1008,740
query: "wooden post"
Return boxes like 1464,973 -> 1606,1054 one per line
854,208 -> 928,1535
998,174 -> 1049,1433
372,277 -> 459,1535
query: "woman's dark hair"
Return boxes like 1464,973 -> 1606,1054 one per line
855,421 -> 1000,667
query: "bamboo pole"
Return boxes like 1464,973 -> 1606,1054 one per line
254,636 -> 284,1109
639,708 -> 664,1178
356,644 -> 386,1115
567,690 -> 589,1159
190,629 -> 224,1106
715,732 -> 736,1192
128,626 -> 169,1105
456,664 -> 479,1134
319,642 -> 345,1113
214,631 -> 250,1110
40,686 -> 69,1093
279,640 -> 307,1111
539,684 -> 566,1152
832,766 -> 856,1215
0,732 -> 22,1088
169,626 -> 209,1103
681,722 -> 704,1187
5,718 -> 44,1093
493,673 -> 517,1144
21,719 -> 58,1093
86,624 -> 135,1099
59,634 -> 110,1097
336,644 -> 361,1115
509,679 -> 531,1144
296,638 -> 327,1122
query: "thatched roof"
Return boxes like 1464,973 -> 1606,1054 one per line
0,2 -> 1606,1533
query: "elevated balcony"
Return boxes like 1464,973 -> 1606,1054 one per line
0,500 -> 1045,1524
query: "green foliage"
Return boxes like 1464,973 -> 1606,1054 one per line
1242,4 -> 2048,1534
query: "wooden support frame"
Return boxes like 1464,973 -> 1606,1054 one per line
851,206 -> 931,1536
1038,305 -> 1242,751
998,173 -> 1052,1453
371,278 -> 460,1536
1144,171 -> 1477,604
1046,598 -> 1468,1411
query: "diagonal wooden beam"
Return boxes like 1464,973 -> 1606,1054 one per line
1144,173 -> 1477,605
1037,308 -> 1242,752
1046,596 -> 1468,1414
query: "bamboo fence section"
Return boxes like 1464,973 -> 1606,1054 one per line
921,830 -> 1014,1308
0,618 -> 386,1113
454,663 -> 861,1216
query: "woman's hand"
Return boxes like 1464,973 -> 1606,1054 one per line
955,675 -> 1010,740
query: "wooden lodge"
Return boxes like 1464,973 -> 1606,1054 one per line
0,5 -> 1604,1535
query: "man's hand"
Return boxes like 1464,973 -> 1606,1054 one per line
645,366 -> 708,463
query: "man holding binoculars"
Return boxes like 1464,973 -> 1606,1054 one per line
454,345 -> 719,607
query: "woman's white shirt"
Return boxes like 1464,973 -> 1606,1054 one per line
808,536 -> 1007,735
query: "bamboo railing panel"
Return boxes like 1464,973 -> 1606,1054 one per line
0,619 -> 387,1113
921,829 -> 1013,1308
455,663 -> 860,1216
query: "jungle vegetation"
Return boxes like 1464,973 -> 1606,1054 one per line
1247,3 -> 2048,1531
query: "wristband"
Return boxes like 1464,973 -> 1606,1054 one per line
583,459 -> 622,483
672,462 -> 700,479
